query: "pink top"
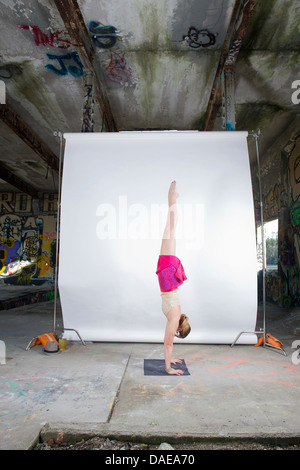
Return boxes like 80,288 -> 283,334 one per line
156,255 -> 187,292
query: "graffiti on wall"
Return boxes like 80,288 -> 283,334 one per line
0,64 -> 23,80
224,39 -> 242,68
18,24 -> 71,49
288,136 -> 300,274
0,214 -> 56,283
18,23 -> 83,77
254,184 -> 282,223
0,192 -> 58,214
289,135 -> 300,202
18,21 -> 134,86
278,224 -> 300,307
45,52 -> 83,77
0,193 -> 57,284
81,73 -> 94,132
89,20 -> 135,87
263,184 -> 282,220
89,21 -> 118,49
183,27 -> 216,48
276,135 -> 300,306
255,133 -> 300,306
265,271 -> 280,304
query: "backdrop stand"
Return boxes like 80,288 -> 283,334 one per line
231,129 -> 286,356
53,130 -> 86,346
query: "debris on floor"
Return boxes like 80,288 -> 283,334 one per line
34,436 -> 300,451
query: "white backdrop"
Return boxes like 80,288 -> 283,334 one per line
59,131 -> 258,344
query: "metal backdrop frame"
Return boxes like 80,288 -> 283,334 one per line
26,131 -> 85,351
231,129 -> 286,355
52,130 -> 285,353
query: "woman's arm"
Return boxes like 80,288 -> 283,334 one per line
164,308 -> 183,375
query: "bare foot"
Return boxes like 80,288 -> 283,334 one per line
168,181 -> 179,207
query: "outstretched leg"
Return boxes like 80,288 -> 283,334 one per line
160,181 -> 179,256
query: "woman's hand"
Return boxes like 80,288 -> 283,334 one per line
166,367 -> 184,375
166,358 -> 183,375
164,313 -> 183,376
171,358 -> 182,365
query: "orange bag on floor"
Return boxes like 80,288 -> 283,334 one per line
255,334 -> 283,348
31,333 -> 58,348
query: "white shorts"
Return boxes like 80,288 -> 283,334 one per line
161,289 -> 180,316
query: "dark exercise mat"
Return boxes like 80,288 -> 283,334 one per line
144,359 -> 190,376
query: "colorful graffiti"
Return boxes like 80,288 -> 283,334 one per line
0,193 -> 57,284
88,20 -> 135,87
89,21 -> 118,49
18,24 -> 83,77
225,39 -> 243,68
274,136 -> 300,306
45,52 -> 83,77
18,20 -> 135,85
18,24 -> 71,49
278,225 -> 300,307
289,135 -> 300,202
256,134 -> 300,307
103,49 -> 133,86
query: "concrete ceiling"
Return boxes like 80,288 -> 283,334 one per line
0,0 -> 299,195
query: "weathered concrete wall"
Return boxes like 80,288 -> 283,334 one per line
277,133 -> 300,307
0,192 -> 57,285
256,127 -> 300,307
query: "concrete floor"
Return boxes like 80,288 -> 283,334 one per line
0,290 -> 299,450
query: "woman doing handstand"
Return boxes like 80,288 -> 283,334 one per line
156,181 -> 191,375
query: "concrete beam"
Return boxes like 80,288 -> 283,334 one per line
54,0 -> 117,132
81,71 -> 94,132
0,103 -> 59,173
224,69 -> 236,130
203,0 -> 257,131
0,162 -> 38,197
